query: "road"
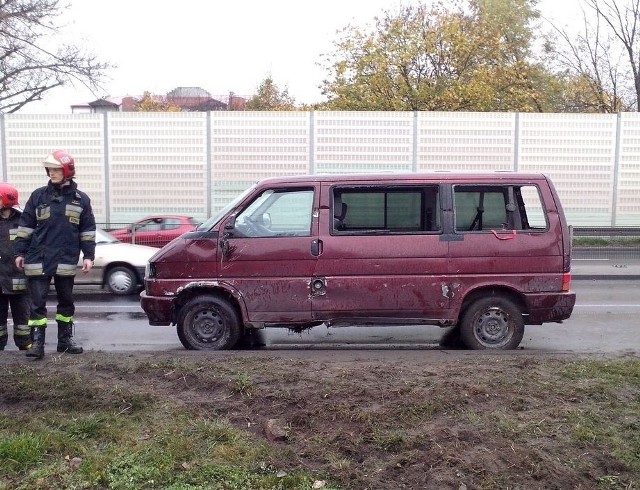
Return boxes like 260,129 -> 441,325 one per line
2,280 -> 638,355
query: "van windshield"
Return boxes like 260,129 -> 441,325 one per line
196,184 -> 257,231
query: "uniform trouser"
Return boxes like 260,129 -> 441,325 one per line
27,275 -> 75,326
0,293 -> 31,348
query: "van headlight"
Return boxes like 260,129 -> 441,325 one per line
145,261 -> 156,279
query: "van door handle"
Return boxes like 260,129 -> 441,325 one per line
491,229 -> 517,240
310,239 -> 322,256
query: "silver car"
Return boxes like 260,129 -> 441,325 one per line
77,228 -> 158,295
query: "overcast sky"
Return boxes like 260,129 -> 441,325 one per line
21,0 -> 581,113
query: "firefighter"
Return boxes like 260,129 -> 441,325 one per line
0,183 -> 31,351
14,150 -> 96,359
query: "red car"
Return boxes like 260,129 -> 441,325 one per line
109,215 -> 199,248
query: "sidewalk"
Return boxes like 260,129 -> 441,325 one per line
572,258 -> 640,280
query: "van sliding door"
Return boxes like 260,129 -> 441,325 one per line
312,182 -> 450,321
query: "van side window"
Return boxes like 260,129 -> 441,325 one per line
454,184 -> 547,232
234,188 -> 314,237
332,186 -> 440,234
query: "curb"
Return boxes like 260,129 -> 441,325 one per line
573,275 -> 640,280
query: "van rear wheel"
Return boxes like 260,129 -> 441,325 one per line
177,295 -> 241,350
459,296 -> 524,350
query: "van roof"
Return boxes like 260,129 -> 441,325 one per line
257,172 -> 550,185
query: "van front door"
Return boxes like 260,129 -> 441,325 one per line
219,186 -> 318,324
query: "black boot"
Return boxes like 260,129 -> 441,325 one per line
57,322 -> 83,354
14,324 -> 33,351
26,326 -> 45,359
0,325 -> 7,351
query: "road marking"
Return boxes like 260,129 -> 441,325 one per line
576,304 -> 640,307
75,305 -> 141,309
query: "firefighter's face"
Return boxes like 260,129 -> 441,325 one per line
48,168 -> 64,184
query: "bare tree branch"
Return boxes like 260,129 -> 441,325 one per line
583,0 -> 640,110
0,0 -> 110,113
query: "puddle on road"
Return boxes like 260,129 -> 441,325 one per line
79,312 -> 148,321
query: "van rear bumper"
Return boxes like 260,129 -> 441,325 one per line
140,291 -> 174,326
524,291 -> 576,324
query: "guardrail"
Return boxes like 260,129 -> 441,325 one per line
572,226 -> 640,237
572,227 -> 640,260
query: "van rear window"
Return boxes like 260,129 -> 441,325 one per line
454,184 -> 548,232
333,186 -> 440,234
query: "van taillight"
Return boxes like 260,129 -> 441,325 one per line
562,272 -> 571,291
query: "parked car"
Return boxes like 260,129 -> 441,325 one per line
109,215 -> 199,248
77,228 -> 158,295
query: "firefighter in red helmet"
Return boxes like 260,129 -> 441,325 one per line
0,183 -> 31,351
14,150 -> 96,359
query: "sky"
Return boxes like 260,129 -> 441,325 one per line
20,0 -> 581,114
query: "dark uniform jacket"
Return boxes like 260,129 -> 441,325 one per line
0,208 -> 27,293
14,180 -> 96,277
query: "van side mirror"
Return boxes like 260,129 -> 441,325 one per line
262,213 -> 271,228
225,215 -> 237,230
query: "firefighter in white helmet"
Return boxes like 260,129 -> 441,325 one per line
14,150 -> 96,359
0,183 -> 31,351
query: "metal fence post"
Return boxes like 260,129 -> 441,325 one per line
513,112 -> 520,172
0,113 -> 6,181
206,111 -> 212,218
309,111 -> 315,175
103,112 -> 110,225
412,111 -> 418,173
612,112 -> 622,226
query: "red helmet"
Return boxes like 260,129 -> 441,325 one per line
43,150 -> 75,179
0,183 -> 19,208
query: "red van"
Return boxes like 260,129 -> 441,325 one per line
140,173 -> 576,350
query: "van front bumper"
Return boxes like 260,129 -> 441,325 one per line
140,291 -> 174,326
525,291 -> 576,324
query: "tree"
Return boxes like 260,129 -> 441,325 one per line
318,0 -> 563,112
245,76 -> 296,110
133,92 -> 181,112
0,0 -> 109,113
582,0 -> 640,111
544,2 -> 631,112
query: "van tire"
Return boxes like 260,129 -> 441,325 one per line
177,295 -> 241,350
459,296 -> 524,350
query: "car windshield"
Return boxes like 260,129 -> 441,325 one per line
96,228 -> 120,244
197,183 -> 257,231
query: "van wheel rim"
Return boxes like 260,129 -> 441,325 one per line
473,307 -> 512,346
192,310 -> 224,343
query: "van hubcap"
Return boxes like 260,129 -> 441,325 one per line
474,307 -> 511,346
192,310 -> 224,343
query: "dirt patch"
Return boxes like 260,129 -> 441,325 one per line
1,349 -> 638,489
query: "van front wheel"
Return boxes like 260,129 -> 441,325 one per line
178,295 -> 241,350
459,297 -> 524,350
